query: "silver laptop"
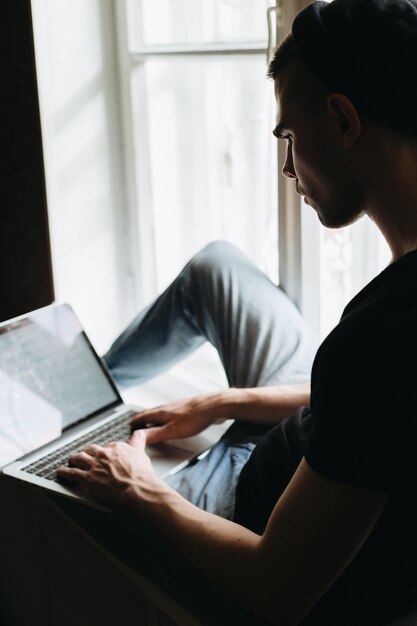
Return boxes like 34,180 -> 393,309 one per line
0,302 -> 212,509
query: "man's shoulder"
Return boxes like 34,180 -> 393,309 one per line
317,257 -> 417,364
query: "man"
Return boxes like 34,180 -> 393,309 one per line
58,1 -> 417,624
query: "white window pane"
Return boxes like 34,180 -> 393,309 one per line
319,220 -> 391,338
131,56 -> 278,293
126,0 -> 274,48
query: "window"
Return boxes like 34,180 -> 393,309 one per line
117,0 -> 278,304
32,0 -> 389,360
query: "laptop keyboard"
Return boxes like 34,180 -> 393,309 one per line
23,410 -> 136,482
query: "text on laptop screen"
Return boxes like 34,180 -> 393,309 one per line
0,304 -> 119,466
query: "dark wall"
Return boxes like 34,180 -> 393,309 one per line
0,0 -> 54,323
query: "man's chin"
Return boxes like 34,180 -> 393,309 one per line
318,211 -> 365,229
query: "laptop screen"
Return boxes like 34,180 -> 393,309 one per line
0,303 -> 120,467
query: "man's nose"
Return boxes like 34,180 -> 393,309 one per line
282,144 -> 296,179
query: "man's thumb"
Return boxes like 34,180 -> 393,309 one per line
129,428 -> 147,449
140,425 -> 170,446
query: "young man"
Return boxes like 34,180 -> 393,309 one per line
58,1 -> 417,624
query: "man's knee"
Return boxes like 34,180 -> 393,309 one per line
188,240 -> 244,280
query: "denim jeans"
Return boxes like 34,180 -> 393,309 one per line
104,240 -> 317,390
60,241 -> 318,623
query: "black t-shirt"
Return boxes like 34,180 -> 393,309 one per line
233,249 -> 417,624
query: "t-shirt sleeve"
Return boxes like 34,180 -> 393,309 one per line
304,326 -> 406,492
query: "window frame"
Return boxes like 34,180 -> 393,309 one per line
276,0 -> 318,331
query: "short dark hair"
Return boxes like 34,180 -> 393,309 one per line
285,0 -> 417,136
267,33 -> 297,80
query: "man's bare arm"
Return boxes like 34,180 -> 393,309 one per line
125,458 -> 387,625
227,383 -> 310,421
58,435 -> 388,626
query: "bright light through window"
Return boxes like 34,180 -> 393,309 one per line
125,0 -> 278,299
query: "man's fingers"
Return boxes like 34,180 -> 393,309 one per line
67,450 -> 96,470
81,443 -> 103,457
56,465 -> 87,483
140,424 -> 173,446
130,424 -> 172,446
131,411 -> 163,428
128,428 -> 147,449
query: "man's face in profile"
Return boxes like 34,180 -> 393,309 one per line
273,59 -> 366,230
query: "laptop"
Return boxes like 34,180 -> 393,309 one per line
0,302 -> 213,509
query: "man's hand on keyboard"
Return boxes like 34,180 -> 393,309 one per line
56,430 -> 167,509
130,391 -> 228,444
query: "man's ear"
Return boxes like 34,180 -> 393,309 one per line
327,93 -> 362,148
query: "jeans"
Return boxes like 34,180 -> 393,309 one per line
58,241 -> 318,624
104,240 -> 317,390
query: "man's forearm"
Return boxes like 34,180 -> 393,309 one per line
125,480 -> 267,619
218,382 -> 310,424
129,383 -> 310,444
